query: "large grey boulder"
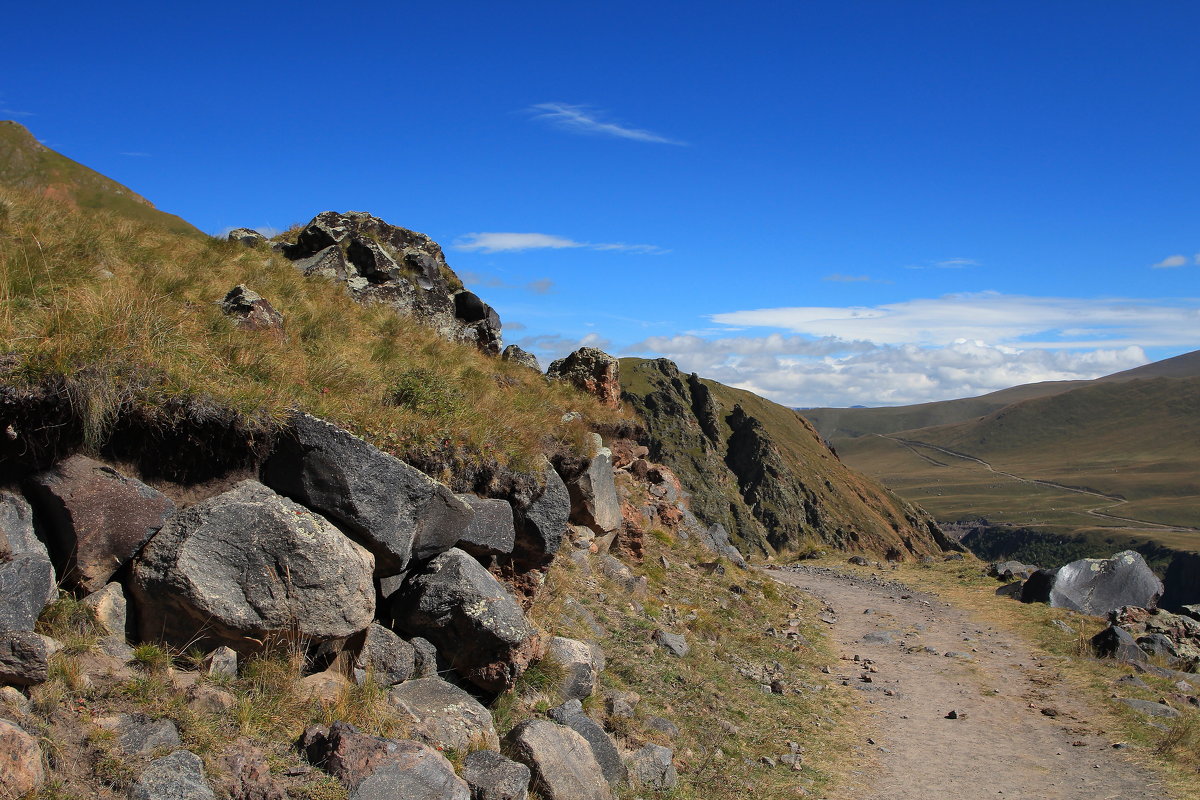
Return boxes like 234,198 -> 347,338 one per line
462,749 -> 530,800
128,750 -> 215,800
387,677 -> 500,751
353,624 -> 415,686
454,496 -> 517,558
0,631 -> 52,686
262,414 -> 472,576
567,439 -> 622,534
26,457 -> 176,593
300,722 -> 469,800
1050,551 -> 1164,615
0,512 -> 56,631
131,480 -> 375,653
504,719 -> 612,800
513,459 -> 570,568
624,744 -> 678,791
392,548 -> 540,692
545,637 -> 602,701
547,700 -> 623,785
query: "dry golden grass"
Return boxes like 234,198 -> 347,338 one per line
0,188 -> 627,471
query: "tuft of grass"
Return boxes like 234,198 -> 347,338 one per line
131,643 -> 173,674
36,593 -> 103,654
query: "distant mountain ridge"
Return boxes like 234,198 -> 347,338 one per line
0,120 -> 199,235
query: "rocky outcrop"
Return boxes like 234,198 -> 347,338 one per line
277,211 -> 502,354
547,348 -> 621,408
454,495 -> 518,559
27,455 -> 176,593
220,285 -> 285,334
131,480 -> 375,653
1048,551 -> 1164,615
624,744 -> 678,791
391,548 -> 541,692
620,357 -> 952,558
0,718 -> 44,799
262,414 -> 472,576
351,624 -> 416,686
300,722 -> 470,800
387,677 -> 500,751
501,345 -> 540,372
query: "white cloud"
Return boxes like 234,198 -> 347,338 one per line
119,151 -> 151,157
906,257 -> 980,270
528,103 -> 685,145
823,273 -> 870,282
453,232 -> 665,255
709,292 -> 1200,349
1152,254 -> 1188,268
514,332 -> 613,367
459,271 -> 555,295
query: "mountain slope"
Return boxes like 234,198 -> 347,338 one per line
620,358 -> 953,558
804,348 -> 1200,441
0,120 -> 200,235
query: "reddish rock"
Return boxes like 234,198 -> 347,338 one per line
300,722 -> 469,800
27,456 -> 176,593
546,348 -> 621,409
0,717 -> 44,799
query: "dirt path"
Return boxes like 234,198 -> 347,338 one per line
771,564 -> 1175,800
885,435 -> 1199,533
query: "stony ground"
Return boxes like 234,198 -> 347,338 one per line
771,564 -> 1176,800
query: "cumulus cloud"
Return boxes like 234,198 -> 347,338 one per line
528,103 -> 685,145
453,232 -> 665,255
1153,254 -> 1189,268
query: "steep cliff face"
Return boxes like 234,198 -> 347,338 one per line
620,358 -> 953,558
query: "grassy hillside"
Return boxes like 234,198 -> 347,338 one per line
0,187 -> 624,478
621,358 -> 951,558
0,120 -> 200,236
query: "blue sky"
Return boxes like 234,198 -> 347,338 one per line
4,1 -> 1198,407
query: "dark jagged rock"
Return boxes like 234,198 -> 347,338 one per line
129,750 -> 215,800
1092,625 -> 1147,663
131,480 -> 375,654
566,438 -> 621,534
547,348 -> 621,408
1049,551 -> 1164,615
0,488 -> 55,632
276,211 -> 501,354
1019,568 -> 1058,604
352,623 -> 416,686
26,456 -> 176,593
0,631 -> 51,685
454,495 -> 517,558
220,285 -> 285,334
1161,551 -> 1200,611
262,414 -> 472,576
501,345 -> 540,372
392,548 -> 540,692
226,228 -> 267,247
511,459 -> 570,569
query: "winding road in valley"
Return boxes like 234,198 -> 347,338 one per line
771,564 -> 1181,800
883,435 -> 1199,533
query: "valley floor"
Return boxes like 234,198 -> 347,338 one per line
772,564 -> 1179,800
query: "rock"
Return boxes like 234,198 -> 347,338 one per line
0,717 -> 44,799
547,700 -> 623,785
262,414 -> 472,576
545,637 -> 601,701
646,716 -> 680,739
1092,625 -> 1148,663
943,552 -> 965,561
501,345 -> 540,372
989,560 -> 1038,581
128,750 -> 215,800
83,582 -> 128,637
226,228 -> 267,247
291,245 -> 351,282
1138,633 -> 1178,659
220,285 -> 285,334
652,629 -> 689,657
27,456 -> 176,593
206,646 -> 238,679
1118,698 -> 1181,718
219,744 -> 286,800
504,719 -> 612,800
1050,551 -> 1164,616
300,722 -> 469,800
0,687 -> 29,715
299,671 -> 353,704
1116,674 -> 1151,689
462,749 -> 530,800
696,522 -> 747,568
567,440 -> 622,534
1020,569 -> 1058,604
354,624 -> 416,686
0,489 -> 56,632
131,480 -> 375,654
604,691 -> 638,718
513,459 -> 570,568
186,684 -> 236,714
0,631 -> 50,686
547,348 -> 621,408
94,713 -> 182,755
624,743 -> 678,791
392,548 -> 540,692
387,677 -> 500,752
848,556 -> 869,566
454,496 -> 517,558
409,637 -> 439,678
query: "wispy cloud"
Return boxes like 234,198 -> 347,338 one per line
528,103 -> 685,145
906,257 -> 980,270
119,151 -> 151,157
1152,254 -> 1189,268
453,232 -> 666,255
822,273 -> 893,284
459,271 -> 556,295
514,332 -> 613,366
